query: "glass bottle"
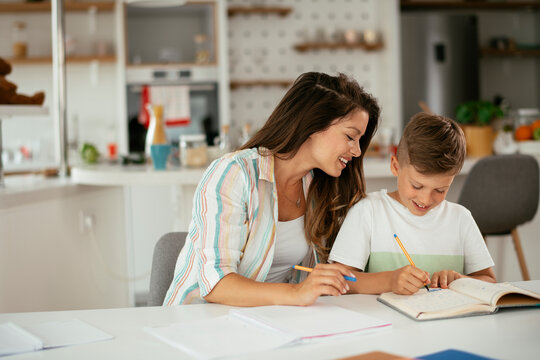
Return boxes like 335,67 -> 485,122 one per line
145,104 -> 167,158
12,21 -> 28,59
218,124 -> 231,155
194,34 -> 210,64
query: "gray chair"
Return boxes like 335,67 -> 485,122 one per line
147,232 -> 188,306
457,154 -> 539,280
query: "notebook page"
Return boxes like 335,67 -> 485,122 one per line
449,278 -> 511,305
230,302 -> 391,340
380,288 -> 484,315
146,315 -> 296,359
25,319 -> 113,349
0,322 -> 43,356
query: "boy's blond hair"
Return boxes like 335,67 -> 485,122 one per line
397,112 -> 466,175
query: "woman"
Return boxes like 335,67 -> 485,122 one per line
164,72 -> 380,306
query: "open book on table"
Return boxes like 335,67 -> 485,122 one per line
377,278 -> 540,321
0,318 -> 113,357
147,302 -> 391,359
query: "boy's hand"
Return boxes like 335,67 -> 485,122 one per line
431,270 -> 463,289
390,265 -> 430,295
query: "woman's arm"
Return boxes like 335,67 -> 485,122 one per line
205,263 -> 356,306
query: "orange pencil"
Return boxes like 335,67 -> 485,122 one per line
393,233 -> 430,292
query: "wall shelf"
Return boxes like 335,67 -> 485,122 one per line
294,41 -> 384,53
0,1 -> 115,13
400,1 -> 540,11
6,56 -> 116,64
480,48 -> 540,57
230,80 -> 293,90
227,6 -> 292,17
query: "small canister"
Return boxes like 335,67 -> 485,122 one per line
179,134 -> 208,167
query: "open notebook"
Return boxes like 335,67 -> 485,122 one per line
0,319 -> 113,357
377,278 -> 540,321
147,302 -> 391,359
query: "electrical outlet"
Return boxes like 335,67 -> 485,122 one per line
79,211 -> 96,233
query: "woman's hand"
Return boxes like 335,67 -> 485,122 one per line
293,263 -> 356,306
390,265 -> 430,295
431,270 -> 463,289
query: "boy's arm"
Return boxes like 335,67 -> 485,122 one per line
466,267 -> 496,283
431,267 -> 496,289
340,264 -> 430,295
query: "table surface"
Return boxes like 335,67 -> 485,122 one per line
1,293 -> 538,360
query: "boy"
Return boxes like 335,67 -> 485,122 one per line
329,112 -> 496,295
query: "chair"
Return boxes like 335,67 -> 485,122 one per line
457,154 -> 539,280
147,232 -> 188,306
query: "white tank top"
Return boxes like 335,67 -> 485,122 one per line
265,215 -> 310,283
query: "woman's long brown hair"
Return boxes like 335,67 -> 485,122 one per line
240,72 -> 380,262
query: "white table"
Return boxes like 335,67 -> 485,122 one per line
1,293 -> 538,360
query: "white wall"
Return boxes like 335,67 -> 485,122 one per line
227,0 -> 401,144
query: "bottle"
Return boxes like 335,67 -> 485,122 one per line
240,123 -> 252,147
218,124 -> 231,155
12,21 -> 27,59
194,34 -> 210,64
145,104 -> 167,158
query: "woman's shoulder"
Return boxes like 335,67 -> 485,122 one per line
205,147 -> 270,178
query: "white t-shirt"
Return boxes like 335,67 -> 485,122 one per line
266,215 -> 309,283
329,189 -> 494,276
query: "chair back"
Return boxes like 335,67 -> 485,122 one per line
457,154 -> 539,235
147,232 -> 187,306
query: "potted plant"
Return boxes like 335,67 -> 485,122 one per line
455,100 -> 503,157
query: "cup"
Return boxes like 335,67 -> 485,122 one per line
150,144 -> 171,170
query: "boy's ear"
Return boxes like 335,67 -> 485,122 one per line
390,155 -> 399,176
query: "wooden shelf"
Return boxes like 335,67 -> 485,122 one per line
6,55 -> 116,64
400,1 -> 540,11
230,80 -> 293,90
0,105 -> 48,117
0,1 -> 114,13
294,42 -> 384,53
227,6 -> 292,17
481,48 -> 540,57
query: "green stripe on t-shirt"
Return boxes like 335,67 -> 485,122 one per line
366,252 -> 464,275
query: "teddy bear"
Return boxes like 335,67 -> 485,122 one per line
0,57 -> 45,105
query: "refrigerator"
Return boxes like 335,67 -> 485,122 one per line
401,13 -> 479,124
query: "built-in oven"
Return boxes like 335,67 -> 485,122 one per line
125,67 -> 219,154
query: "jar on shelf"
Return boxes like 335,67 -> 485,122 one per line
194,34 -> 210,64
514,108 -> 540,142
12,21 -> 28,59
180,134 -> 208,167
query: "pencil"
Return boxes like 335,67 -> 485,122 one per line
292,265 -> 357,282
393,233 -> 431,292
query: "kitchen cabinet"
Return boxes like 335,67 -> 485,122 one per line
0,1 -> 116,63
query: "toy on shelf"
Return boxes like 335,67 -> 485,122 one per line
0,57 -> 45,105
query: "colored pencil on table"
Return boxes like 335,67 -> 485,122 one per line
393,233 -> 431,292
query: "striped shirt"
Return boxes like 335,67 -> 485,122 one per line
164,148 -> 317,305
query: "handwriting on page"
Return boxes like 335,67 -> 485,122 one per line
394,289 -> 482,313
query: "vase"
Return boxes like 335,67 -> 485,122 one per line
145,104 -> 167,158
461,125 -> 494,158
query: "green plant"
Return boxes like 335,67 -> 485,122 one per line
455,101 -> 503,126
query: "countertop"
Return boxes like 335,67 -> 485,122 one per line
1,157 -> 480,205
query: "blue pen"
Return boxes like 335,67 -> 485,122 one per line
292,265 -> 357,282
